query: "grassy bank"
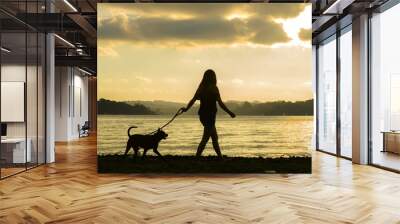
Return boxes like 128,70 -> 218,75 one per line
98,154 -> 311,174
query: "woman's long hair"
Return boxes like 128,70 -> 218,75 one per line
196,69 -> 217,95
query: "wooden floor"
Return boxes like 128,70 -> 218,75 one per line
1,136 -> 400,224
372,151 -> 400,171
1,167 -> 26,178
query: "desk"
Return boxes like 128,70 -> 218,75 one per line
382,131 -> 400,154
1,138 -> 31,163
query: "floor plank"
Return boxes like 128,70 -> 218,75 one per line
0,135 -> 399,224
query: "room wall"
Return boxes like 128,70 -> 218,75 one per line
1,65 -> 39,137
55,67 -> 70,141
1,65 -> 26,142
55,67 -> 89,141
1,64 -> 45,163
72,72 -> 89,138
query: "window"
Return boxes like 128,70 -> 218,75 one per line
390,74 -> 400,131
317,36 -> 337,154
339,28 -> 352,158
0,2 -> 46,179
370,3 -> 400,171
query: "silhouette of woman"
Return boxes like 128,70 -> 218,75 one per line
181,69 -> 236,158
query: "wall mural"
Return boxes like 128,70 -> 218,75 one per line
97,3 -> 313,173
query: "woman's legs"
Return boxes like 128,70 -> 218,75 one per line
196,126 -> 222,158
196,127 -> 211,157
210,126 -> 222,158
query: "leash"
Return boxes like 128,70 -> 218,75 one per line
146,108 -> 184,135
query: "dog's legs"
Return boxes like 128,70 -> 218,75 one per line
124,140 -> 132,156
142,149 -> 149,159
153,145 -> 165,160
133,147 -> 139,157
154,150 -> 163,158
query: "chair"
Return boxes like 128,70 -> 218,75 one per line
79,121 -> 90,138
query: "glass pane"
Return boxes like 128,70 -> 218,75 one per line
1,31 -> 27,177
340,29 -> 352,158
371,4 -> 400,171
0,1 -> 46,178
390,75 -> 400,130
38,33 -> 45,165
318,37 -> 337,154
27,31 -> 38,169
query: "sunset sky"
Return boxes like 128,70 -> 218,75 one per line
98,3 -> 312,103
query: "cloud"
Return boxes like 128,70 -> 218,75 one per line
255,81 -> 270,87
232,78 -> 244,85
99,15 -> 289,47
98,45 -> 119,57
164,78 -> 179,84
298,28 -> 311,41
247,17 -> 290,45
98,4 -> 307,47
135,76 -> 152,83
99,4 -> 306,20
248,4 -> 307,19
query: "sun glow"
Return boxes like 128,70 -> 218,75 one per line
274,5 -> 311,48
225,13 -> 251,21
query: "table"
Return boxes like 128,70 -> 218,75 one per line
1,138 -> 31,163
382,131 -> 400,154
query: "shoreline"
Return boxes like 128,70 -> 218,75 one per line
98,155 -> 312,174
98,114 -> 314,117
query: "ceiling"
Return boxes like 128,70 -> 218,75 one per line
0,0 -> 98,74
311,0 -> 390,43
1,0 -> 318,75
1,0 -> 393,74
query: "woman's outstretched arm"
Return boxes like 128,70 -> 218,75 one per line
217,92 -> 236,118
183,98 -> 196,112
182,93 -> 198,112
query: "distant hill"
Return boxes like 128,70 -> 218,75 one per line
124,99 -> 313,116
98,99 -> 156,115
226,100 -> 313,116
125,100 -> 190,115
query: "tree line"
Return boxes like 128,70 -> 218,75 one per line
98,98 -> 313,116
98,98 -> 156,115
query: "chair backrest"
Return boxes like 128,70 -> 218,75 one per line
83,121 -> 90,129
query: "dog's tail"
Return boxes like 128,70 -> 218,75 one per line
127,126 -> 138,137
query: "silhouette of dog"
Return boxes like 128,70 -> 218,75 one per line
124,126 -> 168,159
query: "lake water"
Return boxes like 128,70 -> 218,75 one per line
98,115 -> 313,158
